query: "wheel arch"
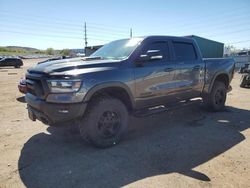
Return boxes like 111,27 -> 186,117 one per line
83,82 -> 135,112
209,72 -> 230,93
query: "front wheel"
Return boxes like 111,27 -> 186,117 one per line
79,96 -> 129,148
203,81 -> 227,111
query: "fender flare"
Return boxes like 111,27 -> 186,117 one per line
208,71 -> 229,93
83,82 -> 136,108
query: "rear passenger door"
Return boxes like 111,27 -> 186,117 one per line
171,41 -> 205,100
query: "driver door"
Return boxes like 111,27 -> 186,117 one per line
134,41 -> 176,108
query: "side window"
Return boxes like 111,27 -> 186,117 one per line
140,42 -> 169,62
173,42 -> 197,61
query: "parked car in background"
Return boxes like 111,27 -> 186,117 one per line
0,57 -> 23,68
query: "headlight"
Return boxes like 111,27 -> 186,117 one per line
47,80 -> 82,93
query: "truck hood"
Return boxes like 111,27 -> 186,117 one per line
28,57 -> 121,75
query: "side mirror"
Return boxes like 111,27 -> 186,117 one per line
136,54 -> 150,63
136,50 -> 163,64
135,54 -> 149,67
147,50 -> 163,61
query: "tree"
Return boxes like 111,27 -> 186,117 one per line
224,45 -> 238,56
60,49 -> 70,56
46,48 -> 54,55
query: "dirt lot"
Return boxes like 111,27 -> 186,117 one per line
0,59 -> 249,188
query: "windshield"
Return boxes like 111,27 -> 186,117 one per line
90,38 -> 143,60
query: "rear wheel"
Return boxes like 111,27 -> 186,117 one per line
79,96 -> 129,148
203,81 -> 227,111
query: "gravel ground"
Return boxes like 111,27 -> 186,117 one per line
0,59 -> 249,188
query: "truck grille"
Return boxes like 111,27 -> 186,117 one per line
26,76 -> 45,98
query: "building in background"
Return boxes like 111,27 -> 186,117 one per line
70,49 -> 85,56
230,50 -> 250,68
186,35 -> 224,58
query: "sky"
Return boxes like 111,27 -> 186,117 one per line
0,0 -> 250,50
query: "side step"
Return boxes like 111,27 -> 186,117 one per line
133,99 -> 202,117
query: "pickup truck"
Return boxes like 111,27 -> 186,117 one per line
25,36 -> 235,148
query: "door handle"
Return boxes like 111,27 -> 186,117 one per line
164,68 -> 174,72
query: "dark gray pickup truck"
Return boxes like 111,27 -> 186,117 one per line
25,36 -> 235,147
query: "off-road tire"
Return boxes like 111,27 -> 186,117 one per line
79,96 -> 129,148
203,81 -> 227,111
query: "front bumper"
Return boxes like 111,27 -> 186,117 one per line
25,93 -> 87,126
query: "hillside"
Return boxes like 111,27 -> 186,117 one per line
0,46 -> 85,56
5,46 -> 40,51
0,46 -> 44,56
